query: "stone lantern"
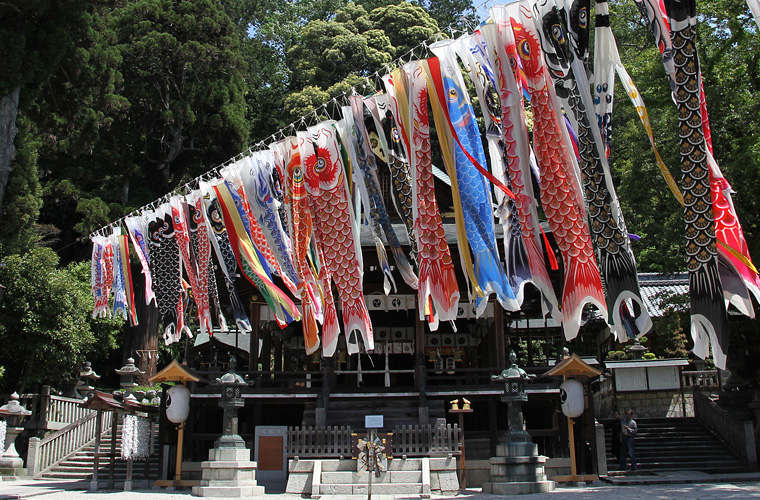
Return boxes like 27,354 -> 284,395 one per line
0,392 -> 32,475
76,361 -> 101,399
116,357 -> 144,402
215,356 -> 248,450
483,352 -> 554,495
193,355 -> 265,497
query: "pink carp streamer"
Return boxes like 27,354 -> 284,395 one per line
406,60 -> 460,329
509,3 -> 607,340
305,122 -> 373,354
483,6 -> 560,321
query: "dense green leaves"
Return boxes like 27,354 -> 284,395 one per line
0,248 -> 121,392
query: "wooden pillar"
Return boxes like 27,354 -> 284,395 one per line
415,313 -> 429,425
494,303 -> 506,370
249,300 -> 261,373
274,333 -> 284,372
108,412 -> 118,489
261,324 -> 272,376
488,398 -> 498,457
90,410 -> 103,492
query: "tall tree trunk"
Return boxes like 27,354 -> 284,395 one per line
128,263 -> 159,385
0,86 -> 21,222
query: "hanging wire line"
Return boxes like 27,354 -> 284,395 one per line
90,0 -> 500,239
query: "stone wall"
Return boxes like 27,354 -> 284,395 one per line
610,390 -> 694,418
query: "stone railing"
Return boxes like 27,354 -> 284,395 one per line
682,370 -> 720,390
27,410 -> 113,477
694,389 -> 756,470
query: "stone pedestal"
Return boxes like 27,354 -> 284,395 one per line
0,426 -> 25,477
192,446 -> 265,497
482,439 -> 555,495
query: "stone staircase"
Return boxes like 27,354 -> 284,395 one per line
40,422 -> 159,484
302,398 -> 445,428
286,457 -> 459,497
605,417 -> 747,474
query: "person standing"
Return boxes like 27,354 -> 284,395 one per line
619,409 -> 638,471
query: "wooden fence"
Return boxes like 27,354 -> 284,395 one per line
285,424 -> 460,458
694,389 -> 756,470
287,426 -> 353,457
393,424 -> 460,456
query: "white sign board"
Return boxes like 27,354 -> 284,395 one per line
365,415 -> 384,429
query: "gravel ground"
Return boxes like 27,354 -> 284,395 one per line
3,482 -> 760,500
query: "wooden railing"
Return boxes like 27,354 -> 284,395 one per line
694,389 -> 756,469
285,424 -> 460,458
393,424 -> 460,457
27,410 -> 114,477
287,426 -> 353,458
45,395 -> 94,430
682,370 -> 720,389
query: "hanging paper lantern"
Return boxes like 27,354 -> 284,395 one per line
559,379 -> 584,418
166,384 -> 191,424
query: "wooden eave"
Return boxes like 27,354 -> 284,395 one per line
543,353 -> 601,380
149,360 -> 200,384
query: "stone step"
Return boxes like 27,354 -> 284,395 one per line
321,470 -> 422,484
317,483 -> 425,495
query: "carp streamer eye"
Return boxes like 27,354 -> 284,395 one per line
315,157 -> 326,173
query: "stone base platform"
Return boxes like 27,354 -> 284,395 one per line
191,447 -> 265,497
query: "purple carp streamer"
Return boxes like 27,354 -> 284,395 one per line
125,216 -> 156,307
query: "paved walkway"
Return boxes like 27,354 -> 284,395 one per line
2,475 -> 760,500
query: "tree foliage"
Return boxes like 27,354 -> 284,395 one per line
0,247 -> 121,392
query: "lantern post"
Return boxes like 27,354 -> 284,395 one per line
543,353 -> 602,483
149,360 -> 200,488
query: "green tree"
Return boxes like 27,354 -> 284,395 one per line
285,2 -> 438,120
110,0 -> 248,194
0,247 -> 121,392
0,0 -> 116,224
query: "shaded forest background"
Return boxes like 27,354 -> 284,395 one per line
0,0 -> 758,391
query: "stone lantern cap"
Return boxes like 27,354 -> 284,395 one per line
115,357 -> 144,377
0,393 -> 31,418
79,361 -> 101,380
493,352 -> 533,383
213,356 -> 248,387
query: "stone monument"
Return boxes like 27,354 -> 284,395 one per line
192,357 -> 265,497
482,352 -> 555,495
